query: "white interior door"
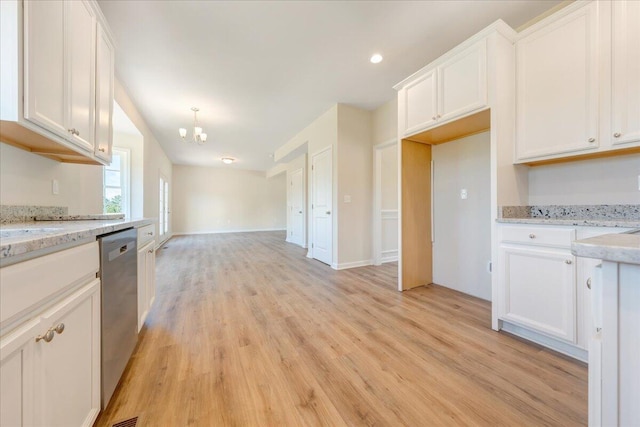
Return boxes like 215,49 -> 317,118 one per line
311,148 -> 333,265
290,168 -> 304,247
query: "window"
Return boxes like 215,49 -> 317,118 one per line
159,174 -> 169,236
103,148 -> 130,217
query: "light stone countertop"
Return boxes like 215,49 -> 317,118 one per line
496,217 -> 640,228
0,218 -> 154,266
572,231 -> 640,265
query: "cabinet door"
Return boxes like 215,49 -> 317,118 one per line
498,245 -> 576,342
23,0 -> 67,138
401,69 -> 437,136
577,257 -> 601,350
34,279 -> 100,427
437,39 -> 487,123
137,245 -> 148,331
0,319 -> 39,427
610,0 -> 640,147
94,22 -> 114,162
516,2 -> 599,160
66,0 -> 96,152
146,244 -> 156,312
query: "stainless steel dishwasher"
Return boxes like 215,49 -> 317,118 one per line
98,228 -> 138,408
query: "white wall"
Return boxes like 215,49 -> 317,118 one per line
115,79 -> 173,241
433,132 -> 492,301
379,143 -> 398,262
372,98 -> 397,146
0,142 -> 103,214
172,165 -> 286,234
528,154 -> 640,205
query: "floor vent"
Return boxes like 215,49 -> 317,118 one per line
112,416 -> 138,427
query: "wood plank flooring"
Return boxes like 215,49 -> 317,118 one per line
95,231 -> 587,427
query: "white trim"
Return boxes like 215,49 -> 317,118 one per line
332,259 -> 373,270
500,321 -> 587,362
173,228 -> 286,236
381,250 -> 398,264
373,139 -> 398,267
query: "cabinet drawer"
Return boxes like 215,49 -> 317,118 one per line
501,226 -> 575,248
0,242 -> 98,327
137,224 -> 156,247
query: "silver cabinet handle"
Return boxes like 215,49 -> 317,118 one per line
326,211 -> 331,215
98,147 -> 106,152
613,132 -> 621,138
529,233 -> 536,239
148,249 -> 153,254
587,277 -> 592,289
53,323 -> 64,334
432,116 -> 436,120
147,232 -> 153,236
588,137 -> 596,143
565,259 -> 573,265
298,211 -> 303,214
36,329 -> 54,343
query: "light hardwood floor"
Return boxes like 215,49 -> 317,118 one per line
95,231 -> 587,427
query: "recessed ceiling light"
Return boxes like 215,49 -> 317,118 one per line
370,53 -> 383,64
221,157 -> 235,164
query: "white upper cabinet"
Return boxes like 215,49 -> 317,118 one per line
66,0 -> 96,152
515,1 -> 599,161
398,39 -> 488,138
438,40 -> 487,123
1,0 -> 114,165
23,0 -> 67,139
94,21 -> 114,162
610,0 -> 640,147
403,70 -> 437,135
515,0 -> 640,164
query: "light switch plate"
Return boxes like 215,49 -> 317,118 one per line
460,189 -> 468,200
344,195 -> 352,203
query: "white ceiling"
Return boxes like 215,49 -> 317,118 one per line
98,0 -> 562,171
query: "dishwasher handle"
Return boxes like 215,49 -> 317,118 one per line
108,240 -> 136,262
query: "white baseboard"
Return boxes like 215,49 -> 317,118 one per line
333,259 -> 373,270
500,321 -> 587,363
173,228 -> 286,236
381,255 -> 398,263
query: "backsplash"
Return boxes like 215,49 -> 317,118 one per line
500,204 -> 640,221
0,205 -> 68,224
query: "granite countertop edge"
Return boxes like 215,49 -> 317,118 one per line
0,218 -> 155,264
496,218 -> 640,228
572,233 -> 640,265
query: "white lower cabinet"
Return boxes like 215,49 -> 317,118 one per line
0,242 -> 101,426
496,224 -> 631,360
137,224 -> 156,331
499,244 -> 576,342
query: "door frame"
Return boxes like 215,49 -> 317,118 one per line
373,139 -> 397,266
309,145 -> 333,265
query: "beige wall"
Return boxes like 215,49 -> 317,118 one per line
433,132 -> 492,301
380,144 -> 398,211
0,142 -> 103,214
528,154 -> 640,205
172,165 -> 286,234
115,79 -> 173,241
337,104 -> 373,267
372,98 -> 397,146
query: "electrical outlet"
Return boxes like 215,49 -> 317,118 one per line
460,189 -> 468,200
52,179 -> 59,195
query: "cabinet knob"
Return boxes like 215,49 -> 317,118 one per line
432,116 -> 436,120
437,114 -> 441,119
588,137 -> 596,143
528,233 -> 536,239
613,132 -> 621,138
147,232 -> 153,236
98,147 -> 106,152
565,259 -> 573,265
298,210 -> 303,214
36,330 -> 54,343
326,211 -> 331,215
53,323 -> 65,334
75,130 -> 80,136
148,249 -> 153,254
587,277 -> 592,289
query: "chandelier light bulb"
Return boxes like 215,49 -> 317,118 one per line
179,128 -> 187,138
178,107 -> 208,144
200,133 -> 207,142
194,126 -> 202,136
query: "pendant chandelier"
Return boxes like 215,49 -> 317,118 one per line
179,107 -> 207,144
